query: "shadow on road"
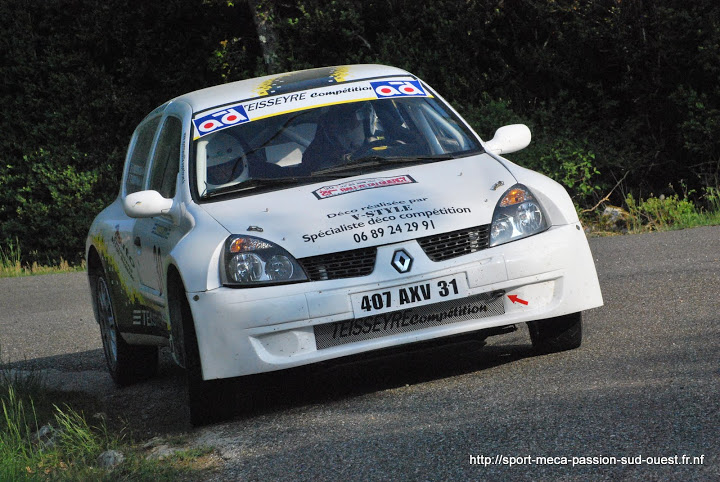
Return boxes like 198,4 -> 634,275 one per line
3,329 -> 537,435
224,330 -> 536,424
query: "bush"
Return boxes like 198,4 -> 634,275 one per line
3,0 -> 720,263
0,0 -> 242,266
0,149 -> 111,264
536,140 -> 602,207
625,192 -> 698,231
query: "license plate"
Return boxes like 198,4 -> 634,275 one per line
314,291 -> 505,350
350,274 -> 468,317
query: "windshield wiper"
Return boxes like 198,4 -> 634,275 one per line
203,174 -> 350,199
202,154 -> 458,198
204,177 -> 308,198
311,153 -> 456,176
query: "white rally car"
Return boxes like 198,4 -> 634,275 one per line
86,64 -> 602,424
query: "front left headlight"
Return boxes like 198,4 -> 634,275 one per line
221,235 -> 308,287
489,184 -> 549,247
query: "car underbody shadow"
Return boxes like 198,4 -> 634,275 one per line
218,327 -> 537,423
3,326 -> 539,432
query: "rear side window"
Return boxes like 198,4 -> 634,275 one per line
125,117 -> 161,194
148,117 -> 182,198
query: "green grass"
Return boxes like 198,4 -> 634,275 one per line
0,240 -> 85,278
625,188 -> 720,231
0,347 -> 219,480
584,186 -> 720,234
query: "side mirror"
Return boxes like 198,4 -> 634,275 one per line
484,124 -> 531,155
123,190 -> 174,218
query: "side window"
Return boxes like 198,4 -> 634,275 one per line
148,117 -> 182,198
125,117 -> 161,194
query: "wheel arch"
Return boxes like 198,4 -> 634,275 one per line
86,245 -> 104,325
166,263 -> 188,302
87,245 -> 103,275
166,263 -> 192,367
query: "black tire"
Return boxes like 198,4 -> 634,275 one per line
94,269 -> 158,386
527,312 -> 582,354
171,279 -> 241,426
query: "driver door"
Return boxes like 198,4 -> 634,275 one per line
132,115 -> 182,306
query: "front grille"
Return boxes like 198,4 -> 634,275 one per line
417,225 -> 491,262
298,247 -> 376,281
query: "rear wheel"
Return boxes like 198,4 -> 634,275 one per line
94,270 -> 158,386
527,312 -> 582,354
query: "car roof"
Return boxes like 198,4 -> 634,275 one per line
170,64 -> 416,115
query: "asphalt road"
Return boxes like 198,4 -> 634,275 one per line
1,227 -> 718,480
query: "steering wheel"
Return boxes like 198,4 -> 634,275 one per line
207,152 -> 248,186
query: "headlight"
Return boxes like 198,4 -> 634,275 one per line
489,184 -> 548,247
222,235 -> 308,286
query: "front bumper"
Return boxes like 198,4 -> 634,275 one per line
189,223 -> 603,380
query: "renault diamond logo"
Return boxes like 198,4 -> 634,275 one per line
391,249 -> 413,273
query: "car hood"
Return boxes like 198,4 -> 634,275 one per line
198,153 -> 516,258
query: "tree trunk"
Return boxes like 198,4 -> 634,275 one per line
247,0 -> 281,74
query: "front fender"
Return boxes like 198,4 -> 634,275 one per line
488,154 -> 580,226
165,203 -> 230,294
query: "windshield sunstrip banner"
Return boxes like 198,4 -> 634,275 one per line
192,77 -> 431,139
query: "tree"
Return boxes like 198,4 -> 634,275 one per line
247,0 -> 282,74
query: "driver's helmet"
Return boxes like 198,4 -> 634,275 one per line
205,132 -> 248,186
320,102 -> 378,152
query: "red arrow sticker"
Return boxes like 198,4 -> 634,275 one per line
508,294 -> 529,305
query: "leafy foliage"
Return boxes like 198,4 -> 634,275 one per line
1,149 -> 108,263
0,0 -> 249,263
537,140 -> 602,206
231,0 -> 720,200
2,0 -> 720,263
625,193 -> 698,231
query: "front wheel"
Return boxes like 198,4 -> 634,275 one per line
527,312 -> 582,354
94,270 -> 158,386
170,281 -> 252,426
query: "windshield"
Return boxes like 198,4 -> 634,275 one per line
193,88 -> 482,198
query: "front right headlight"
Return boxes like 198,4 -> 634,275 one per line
221,235 -> 308,287
489,184 -> 549,247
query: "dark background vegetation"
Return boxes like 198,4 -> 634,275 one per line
1,0 -> 719,264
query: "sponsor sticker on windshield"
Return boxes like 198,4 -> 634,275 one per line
193,106 -> 250,137
312,175 -> 416,200
370,80 -> 427,98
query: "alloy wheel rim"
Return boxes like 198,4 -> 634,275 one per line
97,276 -> 118,366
